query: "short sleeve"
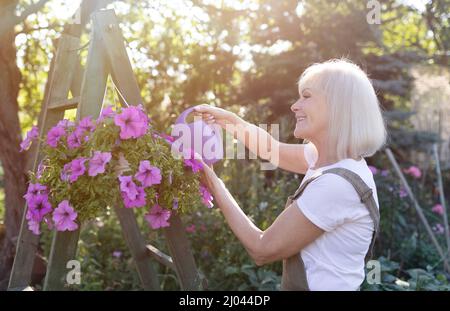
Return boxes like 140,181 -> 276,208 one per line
295,174 -> 362,232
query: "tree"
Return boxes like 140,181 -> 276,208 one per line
0,0 -> 51,289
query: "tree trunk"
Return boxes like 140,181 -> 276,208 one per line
0,1 -> 27,290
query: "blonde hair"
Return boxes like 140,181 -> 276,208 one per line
298,58 -> 387,160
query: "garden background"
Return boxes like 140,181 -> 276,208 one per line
0,0 -> 450,290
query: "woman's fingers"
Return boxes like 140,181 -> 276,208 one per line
193,110 -> 211,118
193,109 -> 217,124
193,104 -> 211,114
193,105 -> 227,127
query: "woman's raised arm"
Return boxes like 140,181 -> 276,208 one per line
193,104 -> 309,175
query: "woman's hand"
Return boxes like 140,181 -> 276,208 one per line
193,104 -> 236,128
197,157 -> 218,192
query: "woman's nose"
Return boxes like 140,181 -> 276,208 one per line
290,99 -> 301,113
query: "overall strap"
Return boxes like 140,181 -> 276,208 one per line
290,170 -> 324,201
292,167 -> 380,263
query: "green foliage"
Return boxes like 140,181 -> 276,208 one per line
362,256 -> 450,291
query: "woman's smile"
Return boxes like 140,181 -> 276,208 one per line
296,115 -> 307,122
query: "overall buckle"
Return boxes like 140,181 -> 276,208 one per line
360,188 -> 373,203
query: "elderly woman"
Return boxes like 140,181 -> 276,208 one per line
193,59 -> 387,291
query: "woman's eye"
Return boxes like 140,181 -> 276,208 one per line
302,94 -> 310,98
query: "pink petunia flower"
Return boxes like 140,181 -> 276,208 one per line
60,162 -> 71,182
155,132 -> 175,145
144,204 -> 171,229
183,151 -> 203,173
433,223 -> 445,235
118,175 -> 139,200
52,200 -> 79,232
67,133 -> 80,149
135,160 -> 162,187
432,204 -> 445,216
46,125 -> 66,148
97,105 -> 116,123
67,128 -> 85,149
27,218 -> 41,235
20,126 -> 39,152
68,157 -> 87,183
199,184 -> 214,208
114,106 -> 148,140
368,165 -> 378,175
185,224 -> 196,233
57,119 -> 75,129
27,208 -> 53,233
28,194 -> 52,222
88,151 -> 112,176
121,186 -> 146,208
23,182 -> 47,204
112,250 -> 122,258
404,166 -> 422,179
398,187 -> 408,198
78,116 -> 96,132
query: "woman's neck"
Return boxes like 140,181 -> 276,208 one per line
310,138 -> 338,169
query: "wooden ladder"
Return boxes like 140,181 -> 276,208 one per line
8,9 -> 206,291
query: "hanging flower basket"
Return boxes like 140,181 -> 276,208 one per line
20,105 -> 214,235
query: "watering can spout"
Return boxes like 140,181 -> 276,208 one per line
171,106 -> 223,165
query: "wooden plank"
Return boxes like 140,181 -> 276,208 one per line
8,33 -> 80,290
92,9 -> 162,290
114,206 -> 160,290
48,96 -> 80,110
75,16 -> 109,119
43,229 -> 81,290
146,244 -> 176,271
42,19 -> 112,290
93,9 -> 143,107
95,10 -> 205,290
70,60 -> 84,97
163,213 -> 205,290
8,46 -> 57,291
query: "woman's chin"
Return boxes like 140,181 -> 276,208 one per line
294,128 -> 312,140
293,129 -> 303,139
294,126 -> 305,139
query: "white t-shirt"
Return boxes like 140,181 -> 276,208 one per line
294,142 -> 379,291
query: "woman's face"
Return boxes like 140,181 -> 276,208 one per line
290,83 -> 329,141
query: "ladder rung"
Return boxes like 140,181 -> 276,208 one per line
146,244 -> 175,271
48,96 -> 80,110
